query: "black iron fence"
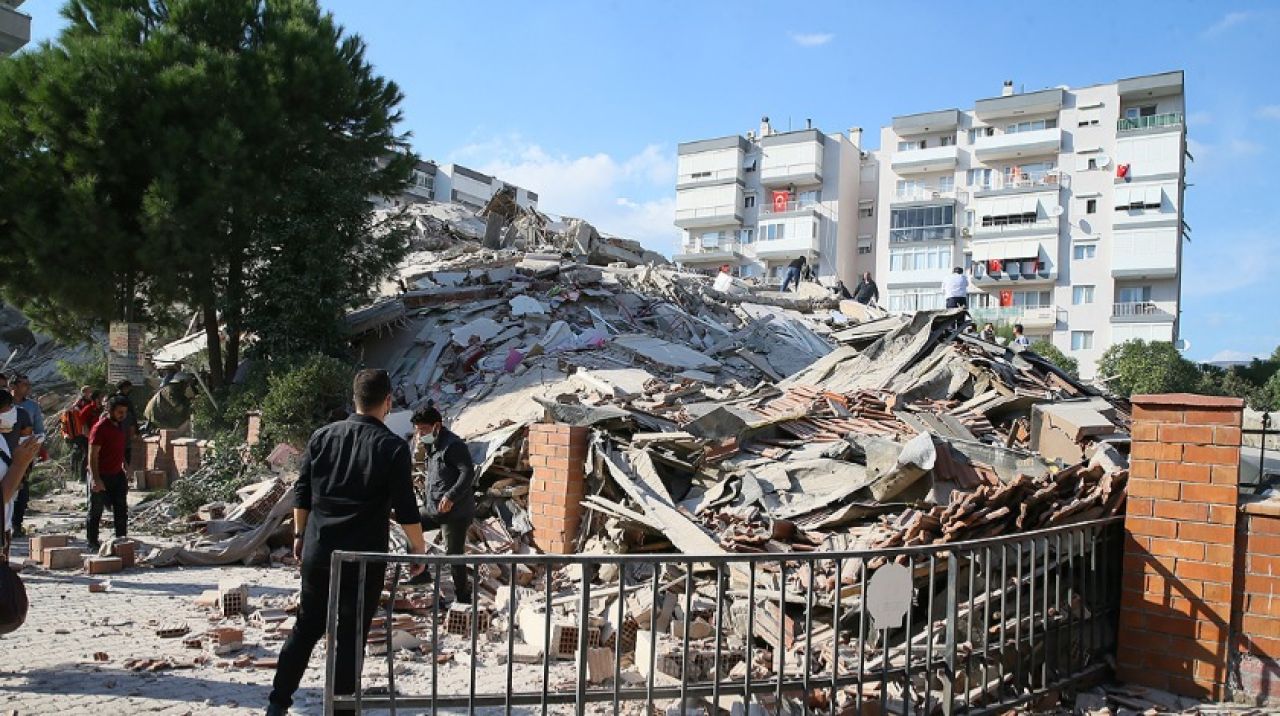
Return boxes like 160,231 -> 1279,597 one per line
324,517 -> 1123,715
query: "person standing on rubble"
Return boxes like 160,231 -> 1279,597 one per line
980,323 -> 998,343
6,374 -> 41,538
944,267 -> 969,309
1,390 -> 42,557
781,255 -> 806,293
110,380 -> 138,471
1011,323 -> 1031,349
853,272 -> 879,305
86,396 -> 131,551
268,369 -> 427,716
62,386 -> 95,486
405,402 -> 476,604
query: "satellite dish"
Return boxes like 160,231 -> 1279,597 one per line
1096,154 -> 1111,168
1047,205 -> 1065,218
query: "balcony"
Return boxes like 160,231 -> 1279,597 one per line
1111,301 -> 1176,323
761,161 -> 823,187
1111,231 -> 1179,279
894,188 -> 958,203
676,166 -> 743,189
889,226 -> 956,243
973,128 -> 1062,162
755,234 -> 821,260
1116,113 -> 1183,133
893,109 -> 961,136
674,244 -> 743,265
970,305 -> 1064,330
674,203 -> 743,229
758,199 -> 822,218
760,129 -> 824,187
973,171 -> 1067,197
0,3 -> 30,55
891,144 -> 959,175
974,88 -> 1064,121
969,260 -> 1056,285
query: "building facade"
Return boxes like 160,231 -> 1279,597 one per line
1,0 -> 30,56
377,159 -> 539,212
875,71 -> 1188,377
673,118 -> 873,289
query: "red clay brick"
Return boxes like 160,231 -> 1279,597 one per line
1185,409 -> 1242,427
1244,615 -> 1280,639
1134,441 -> 1185,461
1132,405 -> 1185,423
1153,501 -> 1209,521
1248,554 -> 1280,575
1127,478 -> 1179,500
1130,459 -> 1158,479
1132,422 -> 1159,441
1248,535 -> 1280,556
1242,634 -> 1280,660
1158,424 -> 1214,445
1181,483 -> 1237,505
1201,582 -> 1232,604
1145,613 -> 1199,639
1214,426 -> 1242,446
1128,497 -> 1154,517
1208,504 -> 1237,525
1158,462 -> 1212,483
1127,516 -> 1179,538
1248,515 -> 1280,536
1149,538 -> 1206,560
1204,543 -> 1234,564
1176,560 -> 1233,584
1210,464 -> 1240,485
1183,445 -> 1239,466
1167,675 -> 1221,701
1178,522 -> 1235,544
1125,533 -> 1152,552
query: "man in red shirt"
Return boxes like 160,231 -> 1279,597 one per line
87,397 -> 130,551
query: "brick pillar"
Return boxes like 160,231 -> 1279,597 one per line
1118,393 -> 1243,700
1235,501 -> 1280,704
527,423 -> 588,554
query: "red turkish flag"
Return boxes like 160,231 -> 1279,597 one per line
772,190 -> 790,212
999,290 -> 1014,307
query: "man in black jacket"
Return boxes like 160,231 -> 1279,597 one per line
853,272 -> 879,305
268,369 -> 427,716
408,403 -> 476,604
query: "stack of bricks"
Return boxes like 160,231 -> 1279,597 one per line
1117,393 -> 1243,700
526,423 -> 588,554
170,438 -> 203,476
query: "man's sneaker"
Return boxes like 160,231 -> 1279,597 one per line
87,542 -> 100,553
266,704 -> 287,716
405,569 -> 433,586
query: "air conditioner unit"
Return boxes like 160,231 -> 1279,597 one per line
961,228 -> 971,238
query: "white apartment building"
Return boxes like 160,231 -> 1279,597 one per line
1,0 -> 31,56
876,71 -> 1188,377
673,118 -> 874,288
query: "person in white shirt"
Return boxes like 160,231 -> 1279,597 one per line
0,390 -> 42,551
944,267 -> 969,309
1012,323 -> 1031,348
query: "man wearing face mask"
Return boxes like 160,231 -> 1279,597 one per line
406,402 -> 475,603
0,391 -> 42,554
268,369 -> 427,716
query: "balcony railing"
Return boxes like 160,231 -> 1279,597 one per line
676,167 -> 741,185
970,305 -> 1064,328
1112,301 -> 1174,319
976,171 -> 1067,193
894,188 -> 957,202
888,226 -> 956,243
759,199 -> 820,216
675,205 -> 739,222
761,161 -> 822,183
970,261 -> 1055,282
1117,113 -> 1183,132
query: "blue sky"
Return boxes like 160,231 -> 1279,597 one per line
19,1 -> 1280,363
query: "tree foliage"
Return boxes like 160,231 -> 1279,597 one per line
1096,340 -> 1201,398
1029,339 -> 1079,379
259,354 -> 353,448
0,0 -> 413,382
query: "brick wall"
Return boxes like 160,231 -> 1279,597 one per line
1117,393 -> 1243,700
526,423 -> 588,554
1234,500 -> 1280,703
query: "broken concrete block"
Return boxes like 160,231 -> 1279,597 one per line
451,317 -> 502,346
218,579 -> 248,616
509,295 -> 546,317
43,546 -> 82,570
585,646 -> 616,684
670,616 -> 713,641
110,540 -> 137,568
84,556 -> 124,575
30,534 -> 71,563
212,627 -> 245,655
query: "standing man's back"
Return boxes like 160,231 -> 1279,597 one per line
268,369 -> 426,716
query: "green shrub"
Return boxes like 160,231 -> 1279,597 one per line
1029,339 -> 1079,379
57,345 -> 107,392
259,354 -> 354,448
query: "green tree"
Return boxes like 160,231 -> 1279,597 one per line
1261,371 -> 1280,413
1096,339 -> 1201,398
0,0 -> 413,384
1028,339 -> 1079,378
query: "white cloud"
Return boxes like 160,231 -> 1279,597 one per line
1183,231 -> 1280,298
1186,135 -> 1264,164
1203,11 -> 1251,37
1258,105 -> 1280,120
447,135 -> 680,256
1186,111 -> 1213,127
789,32 -> 834,47
1206,349 -> 1261,363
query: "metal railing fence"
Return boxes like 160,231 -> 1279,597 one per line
325,516 -> 1123,715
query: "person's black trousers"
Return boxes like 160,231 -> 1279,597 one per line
945,297 -> 968,309
70,436 -> 89,482
270,557 -> 386,714
420,508 -> 472,601
86,472 -> 128,547
11,479 -> 28,535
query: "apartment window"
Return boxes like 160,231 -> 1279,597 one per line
1005,117 -> 1058,134
964,210 -> 975,230
1071,331 -> 1094,351
888,287 -> 944,312
744,194 -> 756,208
857,240 -> 873,255
940,135 -> 955,147
967,168 -> 992,190
691,171 -> 711,179
980,203 -> 1039,228
898,139 -> 927,151
739,228 -> 754,244
1072,285 -> 1095,305
1115,186 -> 1163,211
897,179 -> 925,199
890,204 -> 955,243
936,175 -> 955,192
859,201 -> 874,218
700,231 -> 721,248
1013,290 -> 1053,308
968,126 -> 994,143
1072,244 -> 1097,260
762,223 -> 786,241
1087,157 -> 1098,170
1125,105 -> 1157,120
1117,285 -> 1153,304
1003,161 -> 1055,185
1085,199 -> 1097,215
889,244 -> 951,272
798,190 -> 819,206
